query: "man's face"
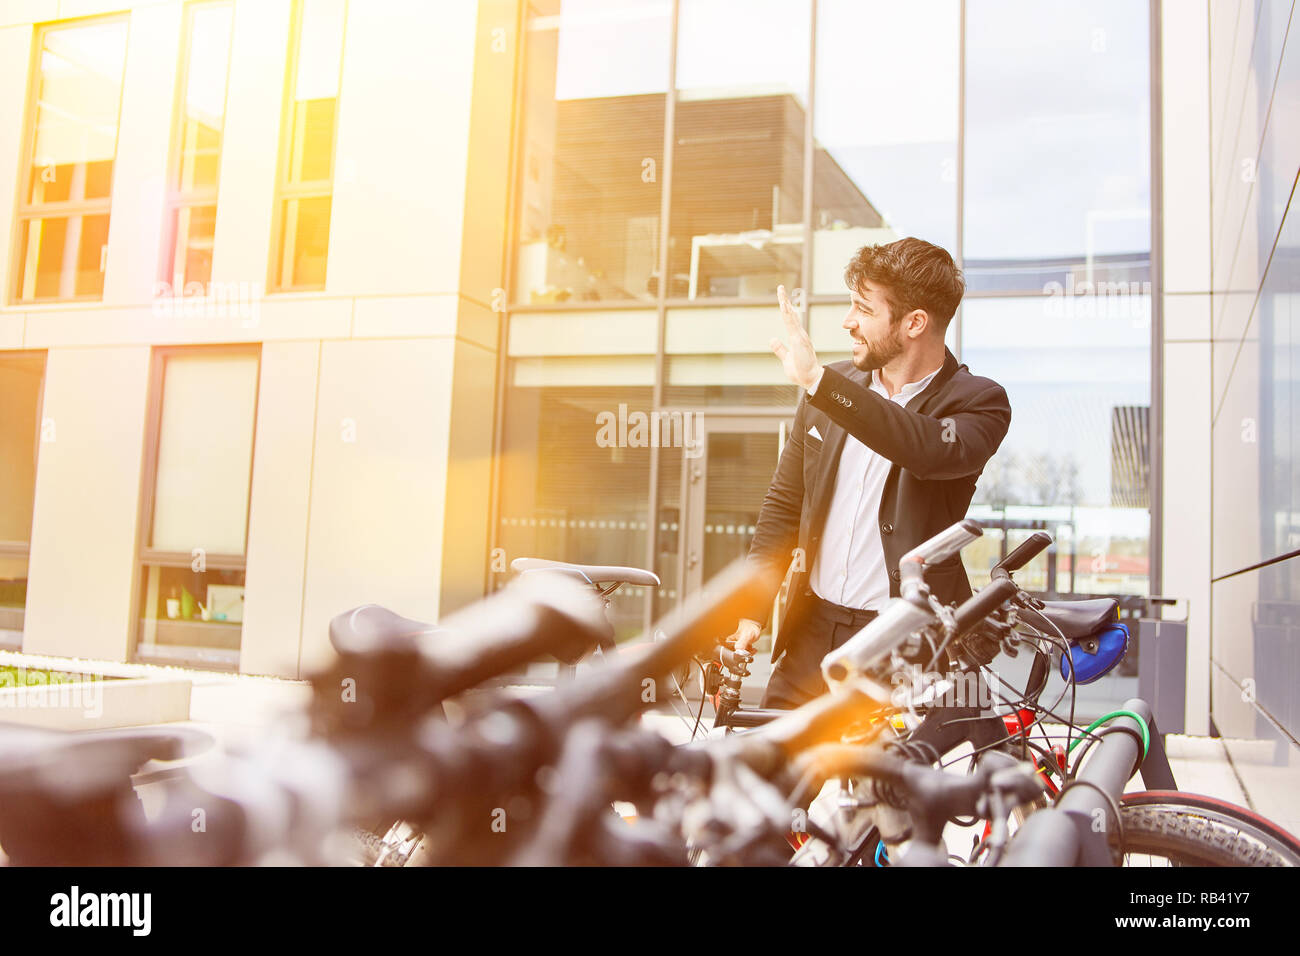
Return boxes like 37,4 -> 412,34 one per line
843,281 -> 905,371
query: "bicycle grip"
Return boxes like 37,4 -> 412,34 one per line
901,519 -> 983,570
991,532 -> 1052,580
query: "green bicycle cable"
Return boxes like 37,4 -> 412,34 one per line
1067,710 -> 1150,758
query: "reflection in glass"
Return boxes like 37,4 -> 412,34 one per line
272,0 -> 346,290
812,0 -> 959,293
661,305 -> 799,406
1205,2 -> 1300,811
514,0 -> 670,303
164,204 -> 218,289
163,3 -> 233,289
496,379 -> 654,640
177,2 -> 234,191
698,431 -> 778,585
286,98 -> 337,184
669,0 -> 809,298
16,20 -> 128,302
26,21 -> 128,201
962,295 -> 1150,597
19,215 -> 112,300
1211,11 -> 1299,341
284,0 -> 345,185
278,196 -> 332,289
1212,174 -> 1299,578
964,0 -> 1150,292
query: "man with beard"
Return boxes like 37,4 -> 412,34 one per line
730,237 -> 1012,709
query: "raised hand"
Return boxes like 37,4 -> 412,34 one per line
769,285 -> 824,392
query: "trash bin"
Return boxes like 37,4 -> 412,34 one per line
1136,604 -> 1187,735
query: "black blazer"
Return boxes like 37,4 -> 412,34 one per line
744,347 -> 1012,663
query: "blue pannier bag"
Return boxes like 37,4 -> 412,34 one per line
1059,622 -> 1130,684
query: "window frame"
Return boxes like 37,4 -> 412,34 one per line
9,13 -> 130,305
159,0 -> 236,292
266,0 -> 348,294
136,343 -> 262,573
131,344 -> 261,669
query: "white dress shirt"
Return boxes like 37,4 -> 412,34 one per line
808,364 -> 943,609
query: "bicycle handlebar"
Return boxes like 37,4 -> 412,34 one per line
899,520 -> 983,593
991,531 -> 1052,581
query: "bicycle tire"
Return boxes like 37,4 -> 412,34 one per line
1116,791 -> 1300,867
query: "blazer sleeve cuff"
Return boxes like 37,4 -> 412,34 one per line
807,364 -> 875,415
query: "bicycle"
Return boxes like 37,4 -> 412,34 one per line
770,524 -> 1300,867
0,524 -> 1294,868
342,556 -> 661,865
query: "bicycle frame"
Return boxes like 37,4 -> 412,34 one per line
1002,697 -> 1177,866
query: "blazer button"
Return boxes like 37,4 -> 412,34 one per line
881,522 -> 894,534
890,569 -> 901,582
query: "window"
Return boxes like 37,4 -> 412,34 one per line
13,18 -> 128,303
497,372 -> 654,641
136,348 -> 260,669
960,0 -> 1152,599
0,352 -> 46,648
960,295 -> 1151,598
161,1 -> 235,291
670,0 -> 810,299
513,0 -> 671,304
811,0 -> 959,294
963,0 -> 1151,291
270,0 -> 347,291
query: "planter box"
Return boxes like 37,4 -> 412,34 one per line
0,674 -> 191,731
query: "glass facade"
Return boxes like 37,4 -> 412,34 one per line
1207,0 -> 1299,827
499,0 -> 1156,651
812,0 -> 959,290
513,0 -> 670,303
963,0 -> 1151,292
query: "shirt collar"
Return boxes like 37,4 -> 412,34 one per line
871,363 -> 944,402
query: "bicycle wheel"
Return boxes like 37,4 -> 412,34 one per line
1116,791 -> 1300,866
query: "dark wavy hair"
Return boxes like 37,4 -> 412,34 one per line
843,237 -> 965,331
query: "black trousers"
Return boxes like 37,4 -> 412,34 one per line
761,595 -> 879,710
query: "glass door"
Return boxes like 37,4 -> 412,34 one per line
669,413 -> 785,609
663,414 -> 787,700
